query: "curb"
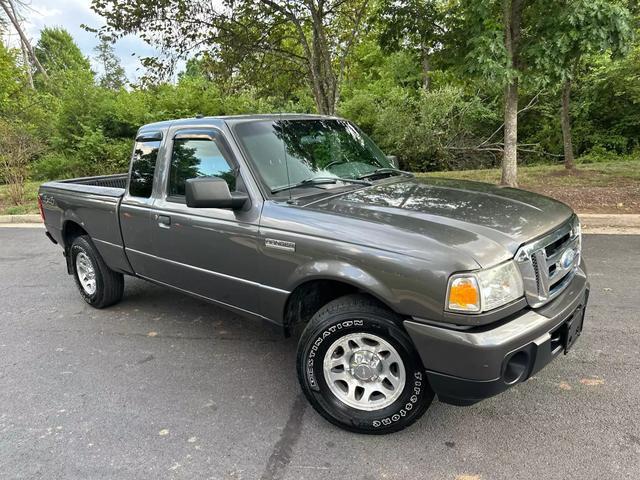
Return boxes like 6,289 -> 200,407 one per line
579,214 -> 640,234
0,214 -> 42,224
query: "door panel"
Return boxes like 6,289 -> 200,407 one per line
119,135 -> 162,276
144,127 -> 267,316
119,201 -> 155,275
144,206 -> 264,314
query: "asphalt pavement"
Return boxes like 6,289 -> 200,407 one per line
0,228 -> 638,480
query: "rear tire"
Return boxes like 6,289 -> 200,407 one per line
70,235 -> 124,308
296,294 -> 434,434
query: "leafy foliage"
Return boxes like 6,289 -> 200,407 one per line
34,27 -> 92,75
0,1 -> 639,195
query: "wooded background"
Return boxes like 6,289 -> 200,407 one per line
1,0 -> 638,206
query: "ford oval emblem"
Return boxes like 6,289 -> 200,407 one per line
559,248 -> 576,269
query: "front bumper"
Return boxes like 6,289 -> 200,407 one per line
404,264 -> 589,406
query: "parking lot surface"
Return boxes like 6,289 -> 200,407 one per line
1,228 -> 638,479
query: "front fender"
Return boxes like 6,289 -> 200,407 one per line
286,259 -> 397,310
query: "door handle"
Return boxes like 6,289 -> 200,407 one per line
156,214 -> 171,228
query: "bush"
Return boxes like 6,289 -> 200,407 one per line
32,136 -> 132,180
342,85 -> 499,171
0,120 -> 42,204
31,152 -> 80,180
577,146 -> 639,164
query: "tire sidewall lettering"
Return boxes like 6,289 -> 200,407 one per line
371,371 -> 424,429
305,318 -> 425,428
306,319 -> 363,390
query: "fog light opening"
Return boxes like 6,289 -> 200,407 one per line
503,351 -> 529,384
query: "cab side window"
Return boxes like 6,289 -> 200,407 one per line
129,139 -> 161,198
168,138 -> 236,197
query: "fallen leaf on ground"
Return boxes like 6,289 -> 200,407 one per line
580,378 -> 604,386
147,331 -> 158,337
558,382 -> 572,390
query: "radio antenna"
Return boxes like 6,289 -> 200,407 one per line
279,111 -> 293,203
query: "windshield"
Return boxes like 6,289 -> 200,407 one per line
233,119 -> 395,193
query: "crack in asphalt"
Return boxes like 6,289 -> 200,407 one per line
260,393 -> 307,480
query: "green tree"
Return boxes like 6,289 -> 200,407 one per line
94,37 -> 127,90
91,0 -> 373,115
34,27 -> 92,75
377,0 -> 447,90
458,0 -> 633,185
534,0 -> 632,169
0,42 -> 23,113
460,0 -> 528,186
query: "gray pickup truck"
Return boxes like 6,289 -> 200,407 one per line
39,114 -> 589,434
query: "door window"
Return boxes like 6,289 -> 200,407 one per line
168,137 -> 236,197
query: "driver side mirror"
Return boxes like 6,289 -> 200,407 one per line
386,155 -> 399,169
185,177 -> 248,210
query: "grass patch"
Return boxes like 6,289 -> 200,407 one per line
0,181 -> 41,216
420,160 -> 640,188
420,160 -> 640,213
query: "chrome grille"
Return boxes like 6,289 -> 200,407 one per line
515,216 -> 581,308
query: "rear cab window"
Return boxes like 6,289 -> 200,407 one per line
129,135 -> 161,198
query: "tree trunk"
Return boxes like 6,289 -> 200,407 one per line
8,0 -> 33,89
421,46 -> 430,91
0,0 -> 49,80
501,0 -> 523,187
561,78 -> 575,170
19,41 -> 34,89
502,79 -> 519,187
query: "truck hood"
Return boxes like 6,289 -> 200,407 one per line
304,177 -> 574,267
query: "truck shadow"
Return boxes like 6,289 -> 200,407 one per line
96,275 -> 567,443
114,275 -> 287,343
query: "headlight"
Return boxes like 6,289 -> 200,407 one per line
447,260 -> 524,313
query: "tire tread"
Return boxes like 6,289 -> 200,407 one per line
71,235 -> 124,308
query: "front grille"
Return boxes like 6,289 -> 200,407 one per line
531,254 -> 541,293
515,217 -> 581,308
545,232 -> 571,258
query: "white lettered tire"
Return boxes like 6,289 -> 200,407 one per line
296,294 -> 433,434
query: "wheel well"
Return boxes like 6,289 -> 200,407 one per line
62,221 -> 88,274
62,221 -> 87,248
283,279 -> 393,337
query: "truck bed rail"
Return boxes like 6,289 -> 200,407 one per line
60,173 -> 128,189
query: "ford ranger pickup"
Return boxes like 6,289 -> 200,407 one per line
39,114 -> 589,434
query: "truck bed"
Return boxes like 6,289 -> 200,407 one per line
43,173 -> 128,197
39,173 -> 132,275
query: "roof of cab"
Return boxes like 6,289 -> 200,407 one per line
138,113 -> 340,133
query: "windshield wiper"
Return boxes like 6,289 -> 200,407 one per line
271,176 -> 371,194
357,168 -> 413,180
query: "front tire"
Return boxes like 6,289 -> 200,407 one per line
296,294 -> 433,434
70,235 -> 124,308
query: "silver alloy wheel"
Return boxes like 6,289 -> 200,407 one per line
323,332 -> 406,411
76,251 -> 97,295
